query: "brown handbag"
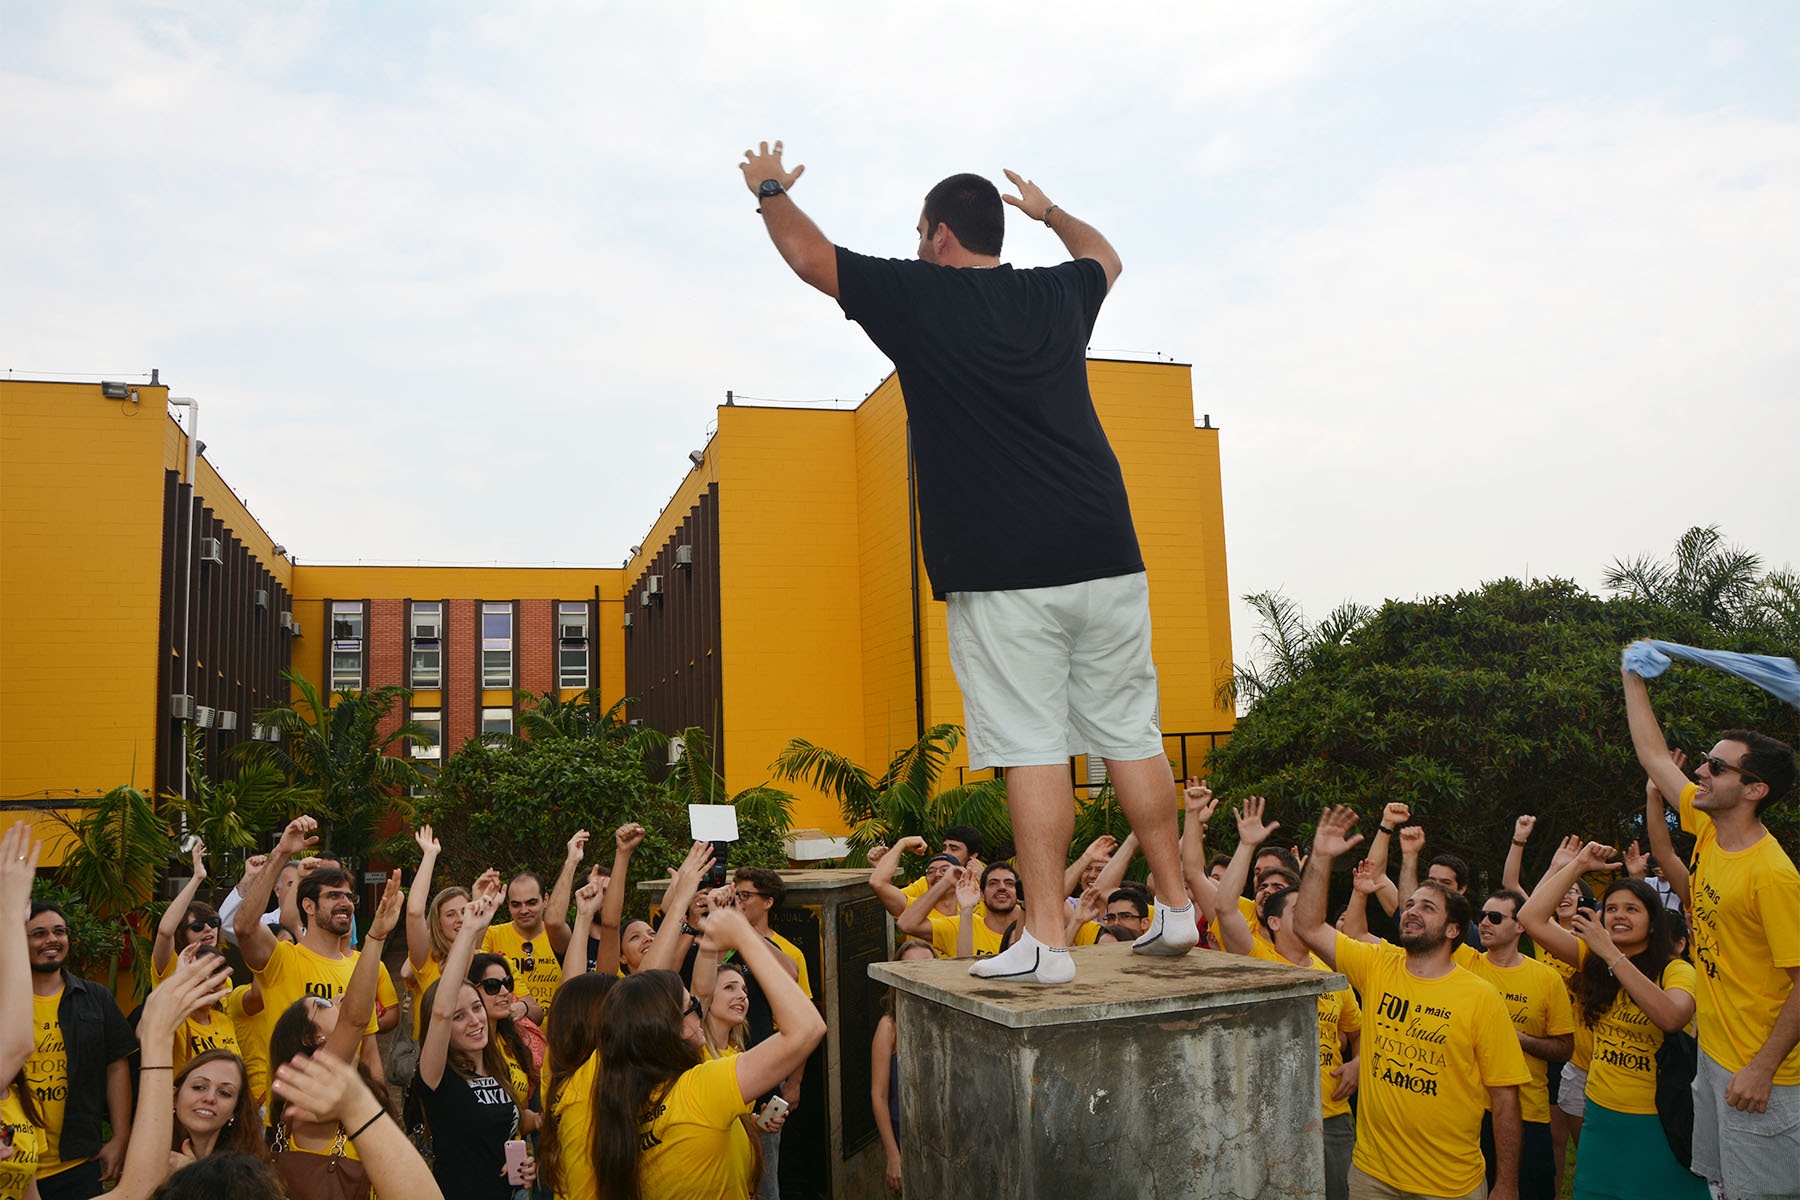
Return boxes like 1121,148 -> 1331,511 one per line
272,1122 -> 373,1200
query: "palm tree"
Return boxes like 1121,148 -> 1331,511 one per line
240,672 -> 427,876
175,725 -> 313,881
771,724 -> 1009,865
513,688 -> 634,742
1604,525 -> 1766,633
47,783 -> 176,994
1217,590 -> 1373,712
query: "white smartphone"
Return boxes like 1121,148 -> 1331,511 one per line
755,1094 -> 790,1131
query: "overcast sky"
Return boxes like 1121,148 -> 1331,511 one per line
6,2 -> 1796,666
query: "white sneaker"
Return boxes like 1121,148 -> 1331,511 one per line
1132,901 -> 1199,957
967,931 -> 1077,984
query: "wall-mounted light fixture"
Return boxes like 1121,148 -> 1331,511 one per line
688,450 -> 706,468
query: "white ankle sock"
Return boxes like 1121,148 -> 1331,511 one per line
968,931 -> 1077,983
1132,900 -> 1199,956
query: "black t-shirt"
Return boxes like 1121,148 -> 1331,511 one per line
835,247 -> 1143,597
417,1068 -> 520,1200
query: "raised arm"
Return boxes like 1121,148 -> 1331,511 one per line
1361,802 -> 1409,917
272,1051 -> 445,1200
153,840 -> 208,977
1340,859 -> 1392,943
235,816 -> 318,971
1064,886 -> 1105,943
1519,841 -> 1620,969
543,828 -> 589,958
0,825 -> 41,1083
1179,781 -> 1222,921
896,869 -> 957,940
593,823 -> 643,977
871,837 -> 928,918
740,140 -> 836,298
1396,823 -> 1426,902
642,842 -> 713,974
1088,831 -> 1139,899
406,825 -> 442,972
1294,807 -> 1366,968
705,909 -> 826,1104
1644,753 -> 1692,905
562,868 -> 606,983
953,870 -> 980,960
1502,815 -> 1535,895
1213,797 -> 1279,957
322,870 -> 402,1065
421,886 -> 500,1089
1063,834 -> 1118,903
1571,903 -> 1696,1033
1002,170 -> 1121,290
1622,657 -> 1691,802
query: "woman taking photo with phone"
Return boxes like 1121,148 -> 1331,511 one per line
1519,841 -> 1707,1200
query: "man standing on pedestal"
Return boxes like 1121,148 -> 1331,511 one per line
741,140 -> 1197,984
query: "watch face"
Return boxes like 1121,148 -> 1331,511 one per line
758,178 -> 783,198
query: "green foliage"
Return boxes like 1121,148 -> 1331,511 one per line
241,672 -> 425,876
175,726 -> 312,880
1207,576 -> 1800,887
30,879 -> 126,982
44,783 -> 178,995
417,728 -> 790,923
1218,591 -> 1376,712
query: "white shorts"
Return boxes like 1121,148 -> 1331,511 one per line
944,572 -> 1165,771
1691,1047 -> 1800,1197
1556,1062 -> 1588,1119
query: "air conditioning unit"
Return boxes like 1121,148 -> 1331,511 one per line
169,694 -> 196,720
412,744 -> 441,761
674,545 -> 693,567
193,705 -> 215,728
255,589 -> 269,610
199,538 -> 223,565
215,710 -> 238,731
667,738 -> 686,766
413,619 -> 441,640
278,611 -> 294,631
645,574 -> 663,595
560,621 -> 586,640
290,620 -> 303,637
621,612 -> 633,628
640,589 -> 652,606
626,718 -> 644,728
251,724 -> 282,743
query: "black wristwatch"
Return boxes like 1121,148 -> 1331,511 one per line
757,178 -> 785,199
681,921 -> 700,937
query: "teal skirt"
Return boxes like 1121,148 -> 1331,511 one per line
1571,1101 -> 1709,1200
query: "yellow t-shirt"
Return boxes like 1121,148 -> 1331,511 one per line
172,1008 -> 242,1074
1454,946 -> 1577,1124
0,1086 -> 41,1200
482,921 -> 563,1015
253,940 -> 381,1036
1248,941 -> 1362,1120
901,876 -> 930,902
551,1052 -> 599,1200
404,956 -> 442,1039
637,1055 -> 756,1200
499,1040 -> 532,1108
25,990 -> 75,1178
1334,934 -> 1531,1197
1574,944 -> 1697,1116
1207,895 -> 1268,951
767,932 -> 812,999
223,984 -> 271,1111
1681,782 -> 1800,1083
927,911 -> 1006,959
376,962 -> 399,1019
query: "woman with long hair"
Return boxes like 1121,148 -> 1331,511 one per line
1520,842 -> 1706,1200
536,971 -> 616,1200
265,871 -> 402,1200
871,940 -> 935,1195
403,824 -> 469,1038
166,1050 -> 267,1170
467,952 -> 543,1131
593,906 -> 825,1200
416,886 -> 538,1199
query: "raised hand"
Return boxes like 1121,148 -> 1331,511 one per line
897,835 -> 930,857
566,829 -> 590,864
271,1050 -> 380,1128
1569,907 -> 1620,961
140,953 -> 234,1045
188,838 -> 208,882
1351,859 -> 1384,896
1572,841 -> 1624,875
739,140 -> 805,194
1381,801 -> 1412,829
1183,780 -> 1218,824
1000,169 -> 1053,221
672,840 -> 716,888
615,823 -> 646,854
1396,825 -> 1426,857
415,825 -> 440,856
369,870 -> 404,940
1551,835 -> 1583,871
1513,815 -> 1536,842
1075,885 -> 1106,924
0,824 -> 42,916
462,888 -> 501,932
1622,840 -> 1649,879
574,871 -> 607,918
1234,796 -> 1280,847
1310,806 -> 1365,861
276,815 -> 320,858
697,904 -> 755,951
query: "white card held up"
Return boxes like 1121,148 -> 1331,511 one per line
689,804 -> 739,843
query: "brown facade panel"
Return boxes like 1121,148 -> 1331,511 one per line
624,484 -> 724,775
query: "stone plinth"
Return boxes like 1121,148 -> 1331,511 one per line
869,944 -> 1344,1200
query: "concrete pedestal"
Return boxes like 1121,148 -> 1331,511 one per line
869,944 -> 1345,1200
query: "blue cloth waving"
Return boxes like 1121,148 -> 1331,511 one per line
1622,639 -> 1800,709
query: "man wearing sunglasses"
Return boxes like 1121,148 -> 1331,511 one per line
480,871 -> 562,1023
1623,658 -> 1800,1198
1450,889 -> 1574,1200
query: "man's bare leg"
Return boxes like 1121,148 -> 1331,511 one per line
967,763 -> 1076,982
1108,754 -> 1198,955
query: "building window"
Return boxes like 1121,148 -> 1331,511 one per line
482,602 -> 513,688
558,602 -> 590,688
481,707 -> 513,737
410,601 -> 442,689
330,601 -> 363,690
411,710 -> 441,760
409,761 -> 438,800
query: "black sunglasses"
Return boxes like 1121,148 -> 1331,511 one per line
1698,754 -> 1763,785
187,917 -> 223,933
519,940 -> 536,973
685,995 -> 703,1021
1480,911 -> 1510,925
477,977 -> 513,996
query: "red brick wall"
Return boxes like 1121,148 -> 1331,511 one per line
447,599 -> 477,752
520,599 -> 553,697
370,599 -> 405,748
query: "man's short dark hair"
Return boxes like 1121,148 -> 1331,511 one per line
1255,866 -> 1300,892
1253,845 -> 1302,876
297,866 -> 353,918
1204,853 -> 1232,874
28,901 -> 66,924
1428,854 -> 1470,892
508,872 -> 545,896
1419,880 -> 1471,944
736,867 -> 786,908
940,825 -> 986,859
1105,889 -> 1148,919
1260,885 -> 1299,929
1721,729 -> 1797,813
1487,888 -> 1528,919
923,174 -> 1004,258
980,861 -> 1021,902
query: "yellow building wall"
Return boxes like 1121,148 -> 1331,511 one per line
1,381 -> 173,806
714,406 -> 867,833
